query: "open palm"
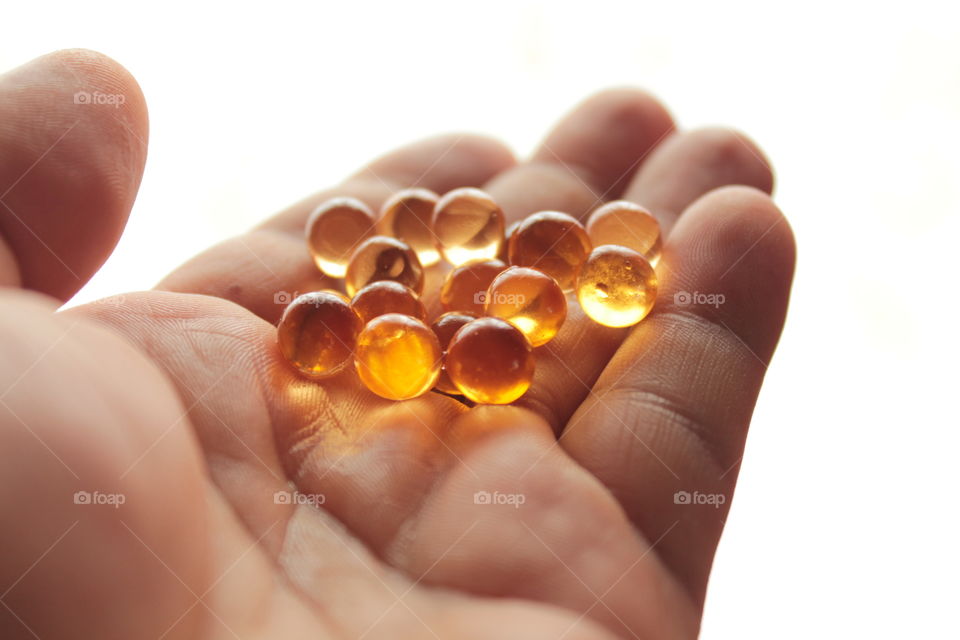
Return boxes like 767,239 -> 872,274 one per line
0,50 -> 794,640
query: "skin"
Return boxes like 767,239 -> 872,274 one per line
0,50 -> 795,640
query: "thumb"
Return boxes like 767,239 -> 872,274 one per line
0,49 -> 148,301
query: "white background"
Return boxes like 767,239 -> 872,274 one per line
3,1 -> 958,637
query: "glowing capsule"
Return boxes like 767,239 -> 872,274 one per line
439,258 -> 506,315
484,266 -> 566,347
277,291 -> 363,378
430,311 -> 476,394
378,188 -> 441,267
306,197 -> 376,277
354,313 -> 441,400
586,200 -> 662,265
433,187 -> 505,266
508,211 -> 591,291
445,317 -> 534,404
350,281 -> 426,325
575,245 -> 658,327
345,236 -> 424,297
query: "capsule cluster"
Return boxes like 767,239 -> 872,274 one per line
277,187 -> 661,404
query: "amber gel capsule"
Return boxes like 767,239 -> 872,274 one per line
430,311 -> 476,394
378,188 -> 441,267
306,197 -> 376,277
354,313 -> 441,400
277,291 -> 363,378
439,258 -> 507,315
446,317 -> 535,404
508,210 -> 592,291
350,281 -> 427,325
576,245 -> 658,327
484,266 -> 566,347
586,200 -> 662,266
345,236 -> 424,297
433,187 -> 505,266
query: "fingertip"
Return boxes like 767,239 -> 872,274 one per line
533,87 -> 675,195
356,133 -> 517,194
690,128 -> 774,192
626,127 -> 775,232
583,87 -> 675,132
18,48 -> 150,197
687,184 -> 794,271
664,185 -> 796,358
50,48 -> 149,137
0,48 -> 149,300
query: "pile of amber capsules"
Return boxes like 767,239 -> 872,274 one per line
276,187 -> 661,405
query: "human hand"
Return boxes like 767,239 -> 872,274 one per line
0,50 -> 794,639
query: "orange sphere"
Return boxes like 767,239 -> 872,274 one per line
446,317 -> 535,404
576,245 -> 658,327
484,266 -> 567,347
433,187 -> 505,266
439,258 -> 507,315
354,314 -> 442,400
277,291 -> 363,378
508,211 -> 592,291
350,281 -> 426,325
345,236 -> 424,297
586,200 -> 662,265
430,311 -> 477,394
378,188 -> 441,267
306,197 -> 376,277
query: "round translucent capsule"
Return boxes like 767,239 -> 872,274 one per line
433,187 -> 505,266
378,188 -> 441,267
508,211 -> 592,291
350,281 -> 426,325
586,200 -> 662,266
484,266 -> 567,347
576,245 -> 658,327
344,236 -> 424,297
430,311 -> 476,394
446,317 -> 535,405
306,197 -> 376,277
354,313 -> 441,400
439,258 -> 506,315
277,291 -> 363,378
